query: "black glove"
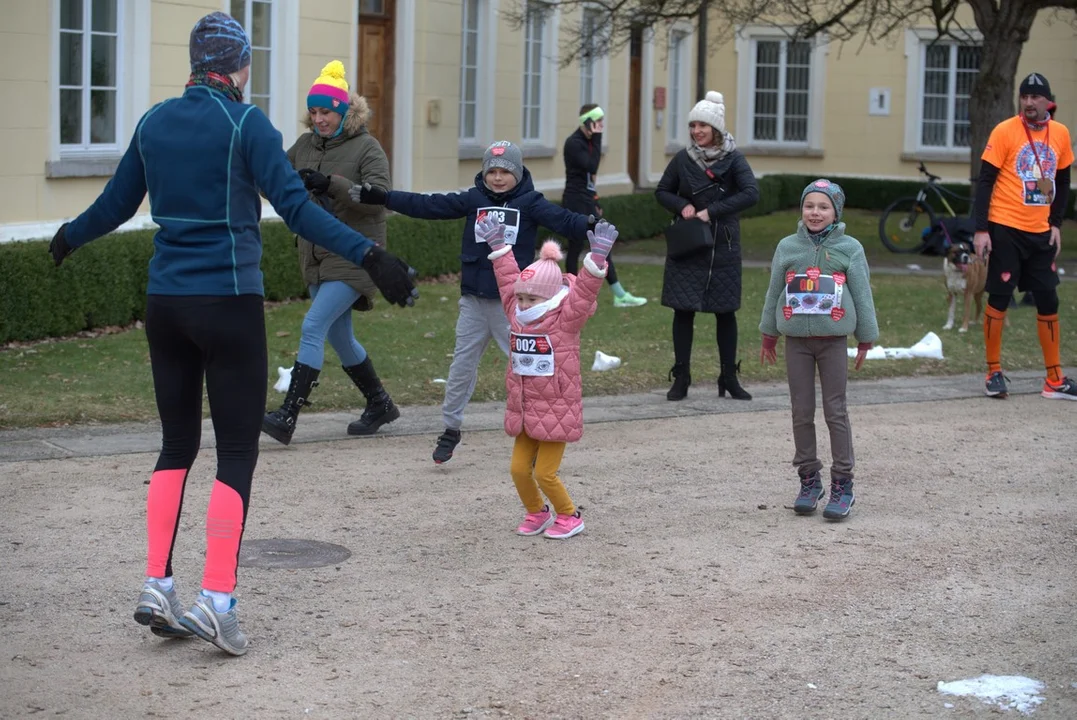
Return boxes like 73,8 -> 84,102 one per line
49,223 -> 73,267
298,168 -> 331,195
348,182 -> 388,206
360,245 -> 420,307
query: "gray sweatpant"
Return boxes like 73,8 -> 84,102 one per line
785,336 -> 855,481
442,295 -> 511,430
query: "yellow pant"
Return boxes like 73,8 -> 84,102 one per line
510,433 -> 574,516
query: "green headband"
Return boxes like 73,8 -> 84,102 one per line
580,107 -> 605,125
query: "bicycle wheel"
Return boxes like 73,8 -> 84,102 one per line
878,197 -> 936,254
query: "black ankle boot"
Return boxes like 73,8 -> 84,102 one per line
666,363 -> 691,401
718,361 -> 752,400
343,357 -> 400,435
262,362 -> 320,445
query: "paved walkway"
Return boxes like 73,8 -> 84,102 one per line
0,369 -> 1064,463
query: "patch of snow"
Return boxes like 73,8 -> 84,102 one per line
937,674 -> 1044,715
846,332 -> 944,361
273,366 -> 292,393
592,350 -> 621,371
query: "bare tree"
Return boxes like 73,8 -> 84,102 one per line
504,0 -> 1077,180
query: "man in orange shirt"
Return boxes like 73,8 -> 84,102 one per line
974,72 -> 1075,400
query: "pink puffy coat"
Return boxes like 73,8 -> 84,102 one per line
490,247 -> 605,442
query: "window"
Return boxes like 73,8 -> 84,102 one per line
459,0 -> 480,142
58,0 -> 120,151
751,39 -> 810,144
667,29 -> 690,144
734,27 -> 827,152
920,43 -> 981,149
579,8 -> 599,106
522,3 -> 549,142
230,0 -> 273,116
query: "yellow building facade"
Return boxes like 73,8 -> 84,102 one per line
1,0 -> 1074,241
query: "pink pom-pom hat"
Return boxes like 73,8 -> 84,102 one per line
514,240 -> 566,300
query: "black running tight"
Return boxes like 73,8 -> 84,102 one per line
145,294 -> 267,504
672,309 -> 738,367
988,290 -> 1058,315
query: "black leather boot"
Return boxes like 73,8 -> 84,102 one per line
718,361 -> 752,400
343,357 -> 400,435
666,363 -> 691,401
262,362 -> 320,445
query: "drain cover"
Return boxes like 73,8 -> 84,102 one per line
238,539 -> 352,569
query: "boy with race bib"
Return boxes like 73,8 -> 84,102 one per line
473,214 -> 619,539
350,141 -> 595,463
759,180 -> 879,521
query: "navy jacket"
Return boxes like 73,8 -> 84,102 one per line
64,85 -> 376,296
386,170 -> 590,299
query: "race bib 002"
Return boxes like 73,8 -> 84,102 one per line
783,270 -> 845,317
476,207 -> 521,246
510,332 -> 555,376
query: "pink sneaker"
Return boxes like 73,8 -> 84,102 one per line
516,505 -> 554,536
543,511 -> 585,540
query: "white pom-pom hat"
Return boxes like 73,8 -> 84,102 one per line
688,90 -> 726,134
514,240 -> 566,300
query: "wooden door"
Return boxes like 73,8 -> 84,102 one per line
627,27 -> 643,188
357,0 -> 395,166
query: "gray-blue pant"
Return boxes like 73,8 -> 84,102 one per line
442,295 -> 511,430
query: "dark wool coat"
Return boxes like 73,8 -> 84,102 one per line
654,148 -> 759,313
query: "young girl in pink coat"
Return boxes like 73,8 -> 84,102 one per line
475,213 -> 620,539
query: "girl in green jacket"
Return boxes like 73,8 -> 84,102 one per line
759,179 -> 879,521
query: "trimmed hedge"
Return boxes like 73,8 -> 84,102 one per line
3,174 -> 1074,343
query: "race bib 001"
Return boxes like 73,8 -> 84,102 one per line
476,207 -> 521,246
783,270 -> 845,316
510,332 -> 555,376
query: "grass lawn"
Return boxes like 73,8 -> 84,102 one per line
619,208 -> 1077,269
3,259 -> 1075,429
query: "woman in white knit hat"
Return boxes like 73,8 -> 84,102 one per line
655,91 -> 760,401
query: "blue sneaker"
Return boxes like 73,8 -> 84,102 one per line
793,471 -> 825,515
822,479 -> 855,521
984,371 -> 1009,399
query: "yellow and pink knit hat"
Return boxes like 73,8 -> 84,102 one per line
307,60 -> 350,115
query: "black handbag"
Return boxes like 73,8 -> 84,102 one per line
664,219 -> 714,260
664,161 -> 728,260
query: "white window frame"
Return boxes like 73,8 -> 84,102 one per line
520,1 -> 559,151
578,5 -> 610,149
734,25 -> 827,154
665,24 -> 693,150
48,0 -> 150,177
229,0 -> 276,117
903,28 -> 983,161
457,0 -> 497,158
227,0 -> 299,146
459,0 -> 481,144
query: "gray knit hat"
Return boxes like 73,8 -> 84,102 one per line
801,179 -> 846,221
687,91 -> 726,134
482,141 -> 524,185
190,12 -> 252,75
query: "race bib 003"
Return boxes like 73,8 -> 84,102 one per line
510,332 -> 555,376
476,207 -> 521,246
783,270 -> 845,317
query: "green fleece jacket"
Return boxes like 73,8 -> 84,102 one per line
759,222 -> 879,343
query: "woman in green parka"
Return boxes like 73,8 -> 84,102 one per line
263,60 -> 399,445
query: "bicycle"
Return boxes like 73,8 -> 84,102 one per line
878,161 -> 972,254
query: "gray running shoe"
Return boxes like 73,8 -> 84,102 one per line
179,594 -> 249,656
133,580 -> 193,638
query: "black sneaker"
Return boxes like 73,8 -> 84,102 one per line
984,371 -> 1009,399
1042,376 -> 1077,401
432,428 -> 461,464
793,471 -> 826,515
822,479 -> 855,520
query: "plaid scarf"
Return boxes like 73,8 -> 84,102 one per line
186,71 -> 243,103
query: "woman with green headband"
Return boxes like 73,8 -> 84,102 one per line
562,104 -> 647,307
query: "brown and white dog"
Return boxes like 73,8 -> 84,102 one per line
943,240 -> 988,332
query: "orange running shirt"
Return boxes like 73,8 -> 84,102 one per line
981,115 -> 1074,233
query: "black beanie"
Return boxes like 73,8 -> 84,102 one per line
1019,72 -> 1052,100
